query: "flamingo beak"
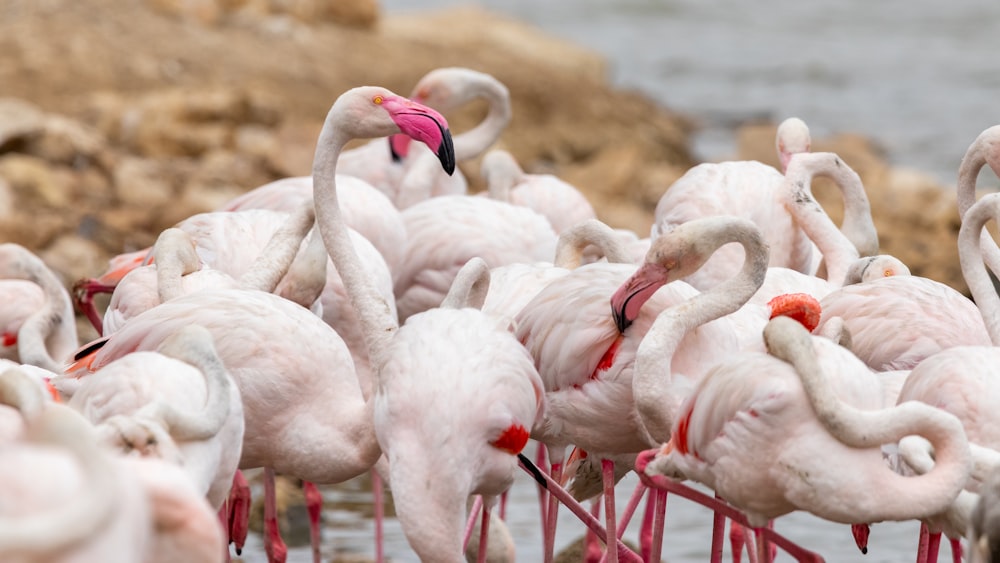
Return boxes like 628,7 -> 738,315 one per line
610,263 -> 669,334
388,134 -> 411,163
383,97 -> 456,176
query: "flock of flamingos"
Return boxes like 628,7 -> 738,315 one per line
4,65 -> 1000,563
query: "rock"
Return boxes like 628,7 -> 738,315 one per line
0,98 -> 47,149
113,156 -> 177,208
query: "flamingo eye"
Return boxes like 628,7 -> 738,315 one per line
883,269 -> 893,277
373,95 -> 384,105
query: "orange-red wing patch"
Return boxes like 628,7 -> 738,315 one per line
592,334 -> 623,378
42,378 -> 61,403
490,423 -> 530,455
2,332 -> 16,347
673,397 -> 695,456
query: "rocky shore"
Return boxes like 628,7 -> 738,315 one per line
0,0 -> 976,327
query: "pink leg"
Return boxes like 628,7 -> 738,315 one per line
585,499 -> 603,563
302,481 -> 322,563
229,470 -> 251,556
926,531 -> 942,563
463,495 -> 484,552
602,459 -> 619,563
635,450 -> 823,563
218,498 -> 231,562
535,443 -> 549,545
637,487 -> 655,561
543,446 -> 565,563
371,470 -> 384,563
730,521 -> 746,563
743,529 -> 759,563
917,523 -> 930,563
949,537 -> 962,563
477,503 -> 491,563
616,481 -> 646,538
709,494 -> 726,563
263,468 -> 288,563
517,454 -> 642,562
499,489 -> 508,521
649,489 -> 667,563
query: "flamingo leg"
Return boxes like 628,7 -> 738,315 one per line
302,481 -> 323,563
616,481 -> 646,537
463,495 -> 484,552
499,489 -> 508,521
477,503 -> 491,563
730,521 -> 746,563
218,497 -> 231,563
263,468 -> 288,563
709,494 -> 726,563
649,489 -> 667,563
926,531 -> 942,563
637,487 -> 655,561
602,459 -> 619,563
949,537 -> 962,563
543,445 -> 565,563
917,523 -> 930,563
585,498 -> 603,563
517,454 -> 642,562
535,441 -> 548,530
371,470 -> 384,563
228,470 -> 251,556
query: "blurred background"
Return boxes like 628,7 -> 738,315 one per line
1,0 -> 996,560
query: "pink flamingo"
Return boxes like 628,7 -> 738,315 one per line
0,243 -> 78,373
652,151 -> 878,291
776,117 -> 812,173
0,367 -> 226,563
957,125 -> 1000,276
60,85 -> 456,563
394,194 -> 557,322
67,325 -> 244,512
479,148 -> 597,235
387,66 -> 512,208
641,315 -> 971,562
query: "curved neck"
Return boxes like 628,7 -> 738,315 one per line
957,140 -> 1000,281
764,317 -> 971,522
276,225 -> 329,309
312,114 -> 398,385
633,222 -> 768,445
153,326 -> 233,441
153,229 -> 201,303
239,201 -> 317,294
958,194 -> 1000,345
441,257 -> 490,310
553,219 -> 632,268
7,250 -> 77,372
453,81 -> 511,162
782,153 -> 867,285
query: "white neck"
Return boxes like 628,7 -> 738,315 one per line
453,80 -> 511,162
784,152 -> 878,262
239,201 -> 317,294
958,193 -> 1000,345
311,112 -> 398,388
957,133 -> 1000,279
5,248 -> 77,372
633,219 -> 769,445
553,219 -> 632,268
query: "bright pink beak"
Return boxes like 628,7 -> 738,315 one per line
610,262 -> 669,333
381,96 -> 455,175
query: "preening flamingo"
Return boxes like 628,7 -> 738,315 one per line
480,149 -> 597,234
0,243 -> 78,372
61,85 -> 457,563
643,315 -> 970,536
68,325 -> 244,510
651,151 -> 877,290
776,117 -> 812,173
843,254 -> 911,284
0,367 -> 226,563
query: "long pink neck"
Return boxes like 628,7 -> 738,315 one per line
958,193 -> 1000,345
957,131 -> 1000,279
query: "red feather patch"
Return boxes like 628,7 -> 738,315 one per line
491,423 -> 530,455
2,332 -> 16,347
592,335 -> 623,378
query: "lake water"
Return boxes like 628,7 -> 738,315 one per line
239,2 -> 989,560
385,0 -> 1000,187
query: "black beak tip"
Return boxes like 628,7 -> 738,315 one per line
438,129 -> 456,176
613,309 -> 632,334
388,138 -> 403,163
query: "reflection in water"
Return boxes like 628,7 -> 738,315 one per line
235,454 -> 924,562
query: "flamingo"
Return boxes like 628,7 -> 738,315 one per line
512,215 -> 775,561
879,192 -> 1000,562
479,148 -> 597,235
651,151 -> 878,291
394,194 -> 557,322
0,243 -> 78,372
68,325 -> 244,511
776,117 -> 812,173
73,247 -> 151,332
641,315 -> 971,559
969,468 -> 1000,563
843,254 -> 911,284
0,367 -> 226,563
387,66 -> 512,208
956,125 -> 1000,276
60,85 -> 456,563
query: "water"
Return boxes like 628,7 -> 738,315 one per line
383,0 -> 1000,187
239,3 -> 982,560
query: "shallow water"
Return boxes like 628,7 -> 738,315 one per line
235,459 -> 926,562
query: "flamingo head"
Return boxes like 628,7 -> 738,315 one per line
776,116 -> 811,173
611,261 -> 670,333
